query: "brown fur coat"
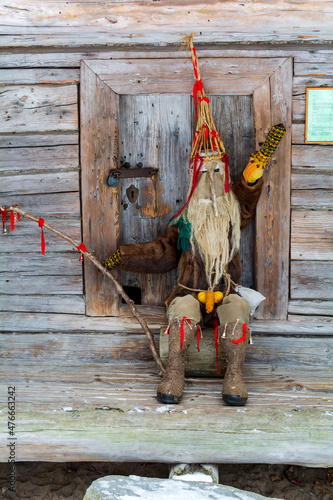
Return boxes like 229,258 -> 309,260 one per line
119,174 -> 263,310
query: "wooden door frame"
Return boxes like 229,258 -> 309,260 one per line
80,56 -> 292,319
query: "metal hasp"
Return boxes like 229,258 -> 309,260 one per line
107,168 -> 158,187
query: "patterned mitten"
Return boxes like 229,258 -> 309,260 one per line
103,249 -> 121,270
243,123 -> 286,184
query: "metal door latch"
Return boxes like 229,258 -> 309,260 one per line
107,168 -> 158,188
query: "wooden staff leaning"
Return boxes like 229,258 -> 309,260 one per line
1,204 -> 166,377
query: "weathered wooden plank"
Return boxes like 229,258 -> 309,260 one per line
292,145 -> 333,169
0,170 -> 79,195
292,76 -> 333,120
289,300 -> 333,316
0,48 -> 330,69
0,1 -> 332,49
0,133 -> 78,148
0,192 -> 81,217
0,218 -> 81,252
291,211 -> 333,260
0,144 -> 78,172
1,313 -> 332,335
0,333 -> 332,465
291,189 -> 333,208
291,171 -> 333,189
288,315 -> 333,330
254,58 -> 292,320
0,85 -> 78,133
294,62 -> 333,76
0,274 -> 83,295
0,252 -> 82,274
290,261 -> 333,300
0,294 -> 85,314
0,68 -> 79,85
81,61 -> 120,316
87,58 -> 286,96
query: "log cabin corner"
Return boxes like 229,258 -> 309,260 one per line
0,1 -> 333,468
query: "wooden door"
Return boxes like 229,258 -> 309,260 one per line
80,56 -> 292,319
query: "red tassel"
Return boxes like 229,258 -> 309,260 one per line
172,155 -> 204,219
38,218 -> 45,255
232,323 -> 247,344
213,317 -> 219,374
222,153 -> 230,193
10,210 -> 15,231
196,325 -> 201,352
180,317 -> 191,351
79,255 -> 84,262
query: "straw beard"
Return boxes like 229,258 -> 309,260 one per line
186,166 -> 241,289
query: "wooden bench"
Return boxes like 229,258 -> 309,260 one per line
1,321 -> 332,467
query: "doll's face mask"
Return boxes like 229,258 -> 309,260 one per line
195,158 -> 226,216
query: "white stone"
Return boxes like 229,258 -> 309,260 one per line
83,475 -> 281,500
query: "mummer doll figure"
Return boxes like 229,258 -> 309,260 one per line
104,38 -> 286,406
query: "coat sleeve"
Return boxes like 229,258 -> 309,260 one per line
232,174 -> 264,231
119,223 -> 181,274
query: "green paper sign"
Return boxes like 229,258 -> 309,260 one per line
305,87 -> 333,143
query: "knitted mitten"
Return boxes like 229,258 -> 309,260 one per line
243,123 -> 286,184
103,249 -> 121,270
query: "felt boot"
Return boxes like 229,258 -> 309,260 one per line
157,319 -> 197,404
220,322 -> 250,406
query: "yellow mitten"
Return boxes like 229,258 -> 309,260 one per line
198,290 -> 223,313
243,124 -> 286,184
103,249 -> 121,270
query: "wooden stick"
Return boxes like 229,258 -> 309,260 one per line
1,205 -> 166,377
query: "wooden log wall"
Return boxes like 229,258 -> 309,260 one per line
0,42 -> 332,332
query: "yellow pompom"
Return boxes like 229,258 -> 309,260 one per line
214,291 -> 223,303
198,290 -> 223,313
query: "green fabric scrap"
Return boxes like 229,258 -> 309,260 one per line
170,214 -> 192,252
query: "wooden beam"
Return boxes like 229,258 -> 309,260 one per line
0,333 -> 332,466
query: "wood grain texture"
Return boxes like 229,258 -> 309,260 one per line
0,333 -> 332,465
254,58 -> 292,320
0,133 -> 78,148
1,171 -> 79,196
291,189 -> 333,208
87,57 -> 285,96
0,218 -> 81,252
0,68 -> 79,85
291,211 -> 333,260
0,48 -> 330,70
288,300 -> 333,316
0,295 -> 85,314
0,85 -> 78,133
0,274 -> 83,295
0,145 -> 78,173
1,1 -> 332,48
80,61 -> 120,316
291,261 -> 333,300
292,146 -> 333,169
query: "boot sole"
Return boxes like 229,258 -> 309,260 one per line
157,392 -> 182,404
223,394 -> 247,406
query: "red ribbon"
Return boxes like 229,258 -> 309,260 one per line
38,218 -> 45,255
1,207 -> 7,231
222,153 -> 230,193
10,210 -> 15,231
193,79 -> 210,119
232,323 -> 247,344
172,154 -> 204,219
76,242 -> 87,253
213,317 -> 219,374
180,317 -> 192,351
196,325 -> 201,352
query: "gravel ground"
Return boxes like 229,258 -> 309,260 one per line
0,462 -> 332,500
